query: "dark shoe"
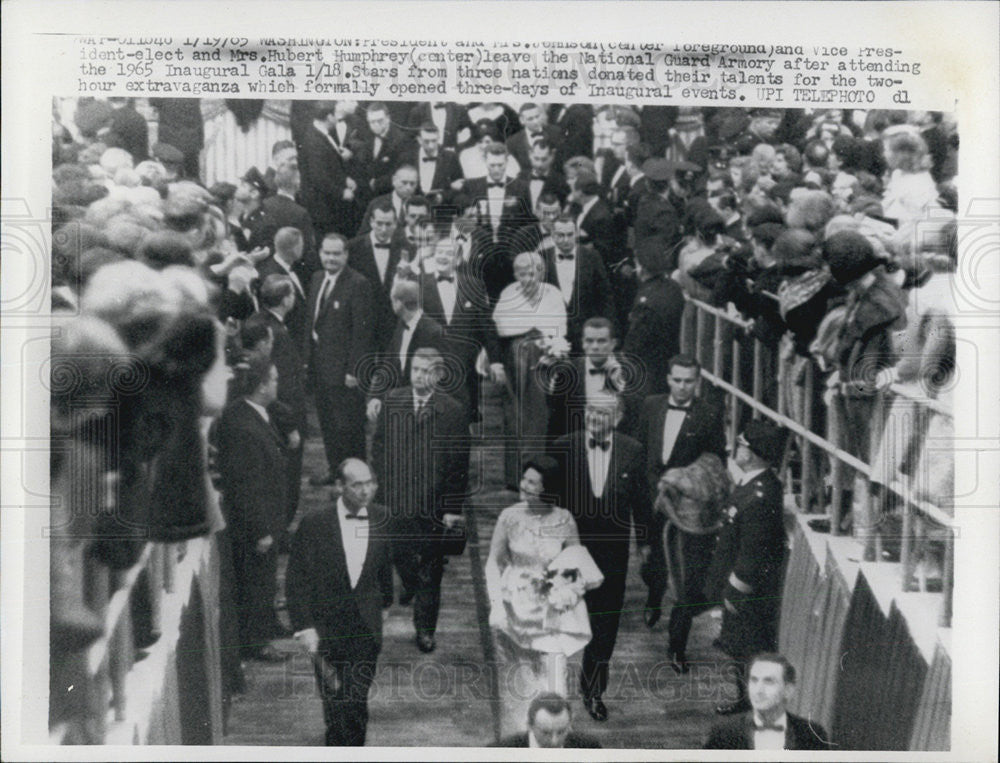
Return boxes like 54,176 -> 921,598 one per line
715,697 -> 751,716
643,607 -> 662,628
309,473 -> 335,487
399,588 -> 416,606
247,644 -> 290,663
582,695 -> 608,722
667,650 -> 689,675
415,633 -> 436,653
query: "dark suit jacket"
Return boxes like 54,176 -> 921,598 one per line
704,712 -> 832,750
256,256 -> 309,350
258,309 -> 307,432
256,194 -> 317,275
622,274 -> 685,397
401,145 -> 463,199
553,430 -> 650,551
305,267 -> 375,387
347,233 -> 414,350
505,124 -> 565,170
539,243 -> 615,349
286,502 -> 394,657
638,105 -> 678,157
385,312 -> 446,387
371,387 -> 469,522
637,394 -> 726,499
548,104 -> 594,165
706,468 -> 786,659
359,123 -> 413,195
107,104 -> 149,163
408,102 -> 473,148
577,198 -> 621,267
215,399 -> 287,544
296,122 -> 350,234
494,730 -> 602,748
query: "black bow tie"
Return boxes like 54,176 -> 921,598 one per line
529,131 -> 543,139
422,155 -> 437,163
488,181 -> 505,189
344,511 -> 369,520
667,403 -> 690,411
557,252 -> 575,261
437,274 -> 454,283
588,437 -> 610,451
373,242 -> 390,250
455,234 -> 467,243
588,366 -> 607,375
433,102 -> 447,109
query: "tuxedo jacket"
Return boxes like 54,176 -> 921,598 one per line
371,387 -> 469,522
461,176 -> 535,234
296,122 -> 350,232
215,399 -> 287,544
544,354 -> 640,441
512,168 -> 571,208
256,194 -> 317,276
704,712 -> 832,750
305,266 -> 375,387
359,123 -> 414,194
637,394 -> 726,499
494,730 -> 602,748
255,255 -> 309,351
408,102 -> 474,148
505,124 -> 565,170
347,233 -> 414,350
286,502 -> 394,658
400,144 -> 464,199
577,198 -> 621,267
553,430 -> 651,552
385,312 -> 446,387
539,243 -> 615,349
419,269 -> 499,367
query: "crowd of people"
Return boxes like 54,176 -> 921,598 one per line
49,97 -> 957,749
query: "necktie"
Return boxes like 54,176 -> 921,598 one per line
317,278 -> 333,312
588,438 -> 610,451
344,511 -> 369,520
422,155 -> 437,163
557,252 -> 575,261
437,274 -> 454,283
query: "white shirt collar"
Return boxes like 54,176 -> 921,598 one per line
739,466 -> 767,486
244,398 -> 270,424
753,710 -> 788,731
580,195 -> 599,219
338,496 -> 368,520
403,309 -> 423,330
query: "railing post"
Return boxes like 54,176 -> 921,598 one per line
752,339 -> 763,419
900,494 -> 916,592
939,528 -> 953,628
828,391 -> 844,536
801,363 -> 815,512
695,307 -> 706,368
730,331 -> 741,448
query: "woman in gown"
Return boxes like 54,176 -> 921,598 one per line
485,456 -> 603,738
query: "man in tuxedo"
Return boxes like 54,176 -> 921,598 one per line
286,458 -> 394,747
547,103 -> 594,166
257,163 -> 317,276
256,227 -> 309,350
570,171 -> 621,269
462,144 -> 535,300
637,354 -> 726,664
306,233 -> 375,485
296,102 -> 360,242
419,236 -> 498,421
553,390 -> 649,722
544,215 -> 615,351
358,164 -> 419,234
409,101 -> 473,150
362,101 -> 413,195
704,654 -> 831,750
494,693 -> 602,748
402,122 -> 463,203
514,139 -> 571,211
371,347 -> 469,653
366,280 -> 445,422
545,317 -> 635,444
348,200 -> 413,351
707,420 -> 788,716
622,235 -> 686,398
215,359 -> 289,662
506,102 -> 564,171
256,275 -> 308,533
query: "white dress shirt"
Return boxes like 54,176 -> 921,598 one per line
369,232 -> 391,284
274,253 -> 304,297
487,183 -> 505,230
244,398 -> 270,425
372,134 -> 383,159
528,176 -> 544,210
738,466 -> 767,486
435,272 -> 457,325
554,249 -> 577,305
399,309 -> 423,370
584,357 -> 612,401
660,398 -> 691,465
336,497 -> 369,588
586,434 -> 613,497
418,148 -> 436,194
451,226 -> 472,264
752,711 -> 788,750
333,119 -> 348,146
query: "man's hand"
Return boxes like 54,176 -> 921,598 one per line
256,535 -> 274,555
340,147 -> 354,162
488,603 -> 507,631
489,363 -> 507,386
287,430 -> 301,450
247,246 -> 271,265
366,398 -> 383,423
295,627 -> 320,654
442,512 -> 465,529
723,598 -> 738,615
345,374 -> 359,389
